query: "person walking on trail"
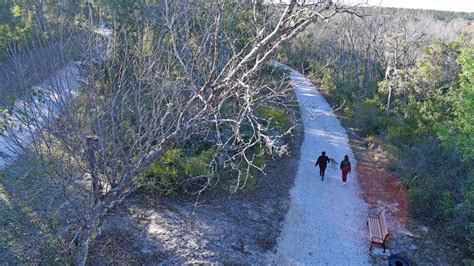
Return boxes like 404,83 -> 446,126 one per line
315,151 -> 330,181
340,155 -> 351,185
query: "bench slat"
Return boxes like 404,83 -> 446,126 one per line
379,211 -> 389,238
368,217 -> 383,243
367,211 -> 388,245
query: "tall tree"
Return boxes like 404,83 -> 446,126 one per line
1,0 -> 359,264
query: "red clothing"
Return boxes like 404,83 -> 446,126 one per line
341,166 -> 350,182
340,159 -> 351,182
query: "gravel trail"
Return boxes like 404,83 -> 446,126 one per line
0,26 -> 111,171
272,63 -> 370,265
0,64 -> 81,170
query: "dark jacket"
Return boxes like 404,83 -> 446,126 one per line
340,159 -> 351,170
315,155 -> 330,168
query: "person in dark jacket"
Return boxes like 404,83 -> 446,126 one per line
315,151 -> 330,181
340,154 -> 351,186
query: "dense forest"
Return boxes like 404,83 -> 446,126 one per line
0,0 -> 472,264
280,6 -> 473,262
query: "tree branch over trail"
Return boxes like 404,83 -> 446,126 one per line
1,1 -> 360,264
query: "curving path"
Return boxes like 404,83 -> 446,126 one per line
0,26 -> 112,171
272,63 -> 370,265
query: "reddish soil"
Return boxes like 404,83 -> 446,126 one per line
313,85 -> 410,236
313,86 -> 410,236
356,162 -> 409,233
309,78 -> 453,265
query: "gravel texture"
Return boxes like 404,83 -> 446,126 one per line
270,63 -> 370,265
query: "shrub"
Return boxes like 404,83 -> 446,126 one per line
256,107 -> 291,133
141,147 -> 215,195
236,144 -> 267,192
402,140 -> 465,221
399,138 -> 473,260
353,98 -> 386,136
321,68 -> 335,92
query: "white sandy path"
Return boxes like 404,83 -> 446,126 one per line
272,63 -> 370,265
0,26 -> 112,171
0,64 -> 81,170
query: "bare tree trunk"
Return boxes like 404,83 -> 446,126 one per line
364,45 -> 370,91
30,0 -> 46,32
75,204 -> 105,266
87,136 -> 100,203
341,39 -> 345,84
75,218 -> 96,266
385,65 -> 392,111
3,1 -> 359,264
386,84 -> 392,111
355,51 -> 360,91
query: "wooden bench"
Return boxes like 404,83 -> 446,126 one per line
367,210 -> 389,252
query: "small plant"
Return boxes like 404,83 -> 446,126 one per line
353,98 -> 386,136
141,147 -> 215,195
321,68 -> 335,92
256,107 -> 291,133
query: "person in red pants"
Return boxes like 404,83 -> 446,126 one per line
340,154 -> 351,185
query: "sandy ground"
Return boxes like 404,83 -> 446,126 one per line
0,65 -> 304,264
1,52 -> 374,263
0,64 -> 81,170
271,63 -> 370,265
86,91 -> 304,264
0,26 -> 111,171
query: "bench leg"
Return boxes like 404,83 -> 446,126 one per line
382,243 -> 386,253
369,243 -> 373,252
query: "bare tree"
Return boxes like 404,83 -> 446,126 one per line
1,0 -> 358,264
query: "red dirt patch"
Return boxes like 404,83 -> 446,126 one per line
316,86 -> 410,236
357,162 -> 409,234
